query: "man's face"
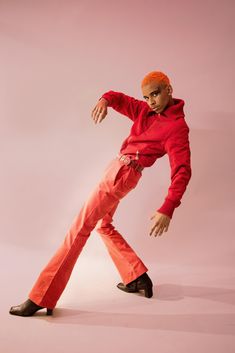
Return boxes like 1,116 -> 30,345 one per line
142,81 -> 173,114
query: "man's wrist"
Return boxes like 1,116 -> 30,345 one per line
157,200 -> 176,219
99,97 -> 109,105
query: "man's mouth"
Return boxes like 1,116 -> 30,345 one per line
152,106 -> 160,111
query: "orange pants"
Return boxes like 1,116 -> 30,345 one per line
28,157 -> 148,309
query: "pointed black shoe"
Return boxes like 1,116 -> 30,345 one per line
9,299 -> 53,317
117,272 -> 153,298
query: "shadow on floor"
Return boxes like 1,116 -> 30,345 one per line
156,283 -> 235,305
28,283 -> 235,335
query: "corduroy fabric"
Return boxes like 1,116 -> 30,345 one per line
29,157 -> 148,309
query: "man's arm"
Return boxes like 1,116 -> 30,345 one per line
157,120 -> 192,219
98,90 -> 146,122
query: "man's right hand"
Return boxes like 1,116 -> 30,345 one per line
91,98 -> 108,124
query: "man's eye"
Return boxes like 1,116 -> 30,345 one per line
153,92 -> 159,96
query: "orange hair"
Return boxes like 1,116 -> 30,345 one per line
141,71 -> 170,87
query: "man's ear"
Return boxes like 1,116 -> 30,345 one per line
167,85 -> 173,95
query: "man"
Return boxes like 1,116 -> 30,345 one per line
9,71 -> 192,317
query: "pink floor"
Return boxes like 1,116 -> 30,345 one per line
2,241 -> 235,353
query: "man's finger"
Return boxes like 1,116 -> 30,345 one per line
156,222 -> 166,236
99,112 -> 107,123
94,110 -> 103,123
155,228 -> 162,237
150,218 -> 161,235
95,108 -> 102,117
91,106 -> 96,115
93,106 -> 102,117
154,224 -> 161,237
152,220 -> 160,231
92,106 -> 99,116
150,223 -> 157,235
154,228 -> 160,237
91,106 -> 97,114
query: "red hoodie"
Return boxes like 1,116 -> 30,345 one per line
100,90 -> 192,219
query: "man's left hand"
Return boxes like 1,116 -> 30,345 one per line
149,211 -> 171,237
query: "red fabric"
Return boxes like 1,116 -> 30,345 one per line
100,91 -> 192,218
29,158 -> 148,308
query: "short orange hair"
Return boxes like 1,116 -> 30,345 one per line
141,71 -> 170,88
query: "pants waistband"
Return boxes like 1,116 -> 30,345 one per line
116,153 -> 144,173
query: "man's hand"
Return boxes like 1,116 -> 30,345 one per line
149,211 -> 171,237
91,98 -> 108,124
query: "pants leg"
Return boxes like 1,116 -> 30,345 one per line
28,158 -> 144,309
95,201 -> 148,285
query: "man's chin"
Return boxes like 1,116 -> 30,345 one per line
152,107 -> 163,113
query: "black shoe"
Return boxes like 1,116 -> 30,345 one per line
9,299 -> 53,317
117,272 -> 153,298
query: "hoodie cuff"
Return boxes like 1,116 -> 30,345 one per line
157,198 -> 180,219
99,93 -> 111,105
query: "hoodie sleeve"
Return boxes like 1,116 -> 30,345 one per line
157,120 -> 192,219
99,90 -> 145,122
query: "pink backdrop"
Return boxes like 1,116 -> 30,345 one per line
1,1 -> 235,352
